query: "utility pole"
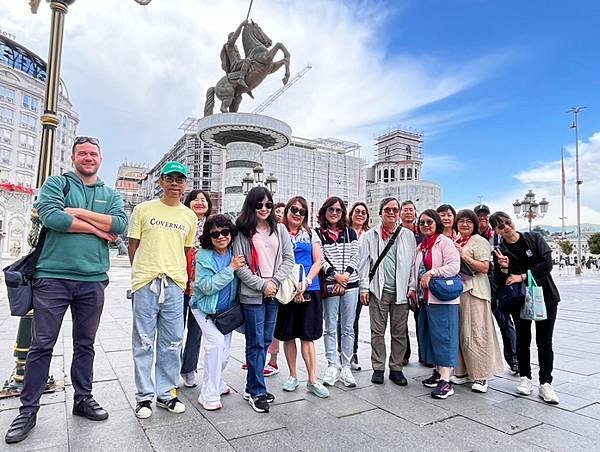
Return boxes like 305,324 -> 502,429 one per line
568,106 -> 586,275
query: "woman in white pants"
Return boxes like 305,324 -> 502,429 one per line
191,214 -> 245,410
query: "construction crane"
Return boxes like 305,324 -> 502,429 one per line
252,64 -> 312,114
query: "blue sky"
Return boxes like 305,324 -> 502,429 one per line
2,0 -> 599,226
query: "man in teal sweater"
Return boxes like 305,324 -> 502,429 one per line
5,137 -> 127,445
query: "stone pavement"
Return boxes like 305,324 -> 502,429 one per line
1,257 -> 599,451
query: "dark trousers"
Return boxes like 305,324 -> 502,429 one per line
181,294 -> 202,375
20,278 -> 107,414
512,302 -> 558,384
404,308 -> 423,362
492,299 -> 518,366
337,294 -> 363,359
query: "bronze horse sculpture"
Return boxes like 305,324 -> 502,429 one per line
203,21 -> 291,116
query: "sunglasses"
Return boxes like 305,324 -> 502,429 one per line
496,219 -> 512,231
327,207 -> 343,214
255,201 -> 273,210
383,207 -> 399,214
72,136 -> 100,152
419,219 -> 435,227
209,229 -> 231,239
163,174 -> 186,184
353,208 -> 367,216
290,206 -> 307,217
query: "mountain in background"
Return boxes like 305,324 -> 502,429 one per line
532,223 -> 600,234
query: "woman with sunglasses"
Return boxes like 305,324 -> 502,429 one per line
316,197 -> 361,387
190,214 -> 242,410
411,210 -> 461,399
180,190 -> 212,388
490,212 -> 561,404
450,210 -> 503,394
275,197 -> 330,398
436,204 -> 457,240
233,187 -> 295,413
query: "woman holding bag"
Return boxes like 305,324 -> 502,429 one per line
490,211 -> 560,404
190,214 -> 242,411
233,187 -> 295,413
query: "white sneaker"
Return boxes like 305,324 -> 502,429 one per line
156,397 -> 186,414
516,377 -> 533,396
339,366 -> 357,387
135,401 -> 152,419
198,395 -> 222,411
450,374 -> 470,385
539,383 -> 560,404
181,372 -> 197,388
322,365 -> 340,386
471,380 -> 488,393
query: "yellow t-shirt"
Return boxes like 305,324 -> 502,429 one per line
128,199 -> 197,292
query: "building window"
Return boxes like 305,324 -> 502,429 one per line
1,148 -> 11,164
407,168 -> 413,180
390,169 -> 395,181
378,169 -> 381,182
383,168 -> 389,183
16,172 -> 33,186
0,167 -> 9,181
19,133 -> 35,150
406,145 -> 412,160
0,106 -> 13,123
18,153 -> 34,169
22,94 -> 39,112
20,112 -> 37,131
400,168 -> 405,180
414,169 -> 418,180
1,128 -> 10,143
0,85 -> 15,103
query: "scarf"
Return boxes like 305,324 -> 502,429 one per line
381,224 -> 396,241
481,226 -> 493,241
325,227 -> 340,242
455,234 -> 471,248
420,233 -> 439,272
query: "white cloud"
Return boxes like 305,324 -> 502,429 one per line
1,0 -> 510,184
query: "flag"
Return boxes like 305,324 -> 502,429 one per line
561,148 -> 566,196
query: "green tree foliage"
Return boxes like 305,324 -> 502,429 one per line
588,233 -> 600,255
560,240 -> 574,255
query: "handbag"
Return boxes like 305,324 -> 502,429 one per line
496,282 -> 526,313
275,264 -> 305,304
520,270 -> 547,321
315,228 -> 345,299
209,303 -> 244,335
428,275 -> 464,301
459,260 -> 474,279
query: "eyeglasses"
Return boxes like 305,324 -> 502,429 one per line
327,207 -> 343,214
496,219 -> 512,230
353,208 -> 367,216
383,207 -> 399,215
290,206 -> 307,217
209,229 -> 231,239
255,201 -> 273,210
163,175 -> 186,184
457,219 -> 474,225
419,219 -> 435,227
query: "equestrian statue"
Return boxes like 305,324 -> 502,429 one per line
203,19 -> 291,116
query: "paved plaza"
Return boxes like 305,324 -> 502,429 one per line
0,258 -> 599,451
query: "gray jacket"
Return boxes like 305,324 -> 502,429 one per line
233,223 -> 295,304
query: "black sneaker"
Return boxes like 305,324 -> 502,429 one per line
135,400 -> 152,419
249,395 -> 270,413
73,396 -> 109,421
510,362 -> 520,375
389,370 -> 408,386
5,412 -> 37,444
156,397 -> 186,414
371,370 -> 385,384
431,380 -> 454,399
422,369 -> 441,388
243,391 -> 275,403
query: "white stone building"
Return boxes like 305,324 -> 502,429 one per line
0,35 -> 79,257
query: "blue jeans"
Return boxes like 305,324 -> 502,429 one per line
242,299 -> 278,397
181,294 -> 202,375
132,279 -> 184,402
323,287 -> 359,367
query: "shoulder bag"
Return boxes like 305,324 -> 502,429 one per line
209,303 -> 244,335
276,264 -> 305,304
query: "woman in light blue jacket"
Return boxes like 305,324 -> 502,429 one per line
191,214 -> 245,411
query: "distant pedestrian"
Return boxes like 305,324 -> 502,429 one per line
127,161 -> 197,419
491,211 -> 561,404
5,137 -> 127,444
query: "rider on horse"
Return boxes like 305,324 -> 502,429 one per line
220,20 -> 251,91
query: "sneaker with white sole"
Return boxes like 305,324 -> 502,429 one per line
135,400 -> 152,419
350,355 -> 362,371
307,381 -> 330,398
282,376 -> 299,392
471,380 -> 488,393
181,372 -> 197,388
198,395 -> 222,411
450,374 -> 470,385
339,366 -> 357,387
322,365 -> 340,386
516,377 -> 533,396
243,391 -> 275,403
431,380 -> 454,399
263,363 -> 279,377
249,395 -> 270,413
156,397 -> 186,414
539,383 -> 560,404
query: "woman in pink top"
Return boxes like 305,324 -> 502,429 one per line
411,209 -> 460,399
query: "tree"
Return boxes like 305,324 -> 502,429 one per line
560,240 -> 574,255
588,233 -> 600,255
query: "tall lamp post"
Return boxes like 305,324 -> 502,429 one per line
568,106 -> 586,275
512,190 -> 549,232
1,0 -> 153,398
241,165 -> 278,195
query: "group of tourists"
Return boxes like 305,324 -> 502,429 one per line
5,141 -> 562,444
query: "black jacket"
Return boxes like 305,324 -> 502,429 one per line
493,232 -> 560,306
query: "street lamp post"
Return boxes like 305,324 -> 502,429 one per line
512,190 -> 549,232
241,167 -> 278,195
568,106 -> 586,275
1,0 -> 153,399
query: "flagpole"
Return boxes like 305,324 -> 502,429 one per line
560,147 -> 566,269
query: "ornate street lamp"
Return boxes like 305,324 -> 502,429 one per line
241,173 -> 254,195
513,189 -> 549,232
253,164 -> 264,184
265,173 -> 278,195
241,169 -> 278,195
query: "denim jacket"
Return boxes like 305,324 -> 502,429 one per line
190,248 -> 238,314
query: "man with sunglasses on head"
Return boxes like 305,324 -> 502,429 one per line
6,137 -> 127,445
127,161 -> 197,419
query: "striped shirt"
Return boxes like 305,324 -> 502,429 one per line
316,227 -> 360,289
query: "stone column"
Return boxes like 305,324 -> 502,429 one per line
222,141 -> 263,216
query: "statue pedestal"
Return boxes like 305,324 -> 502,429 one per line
196,113 -> 292,216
